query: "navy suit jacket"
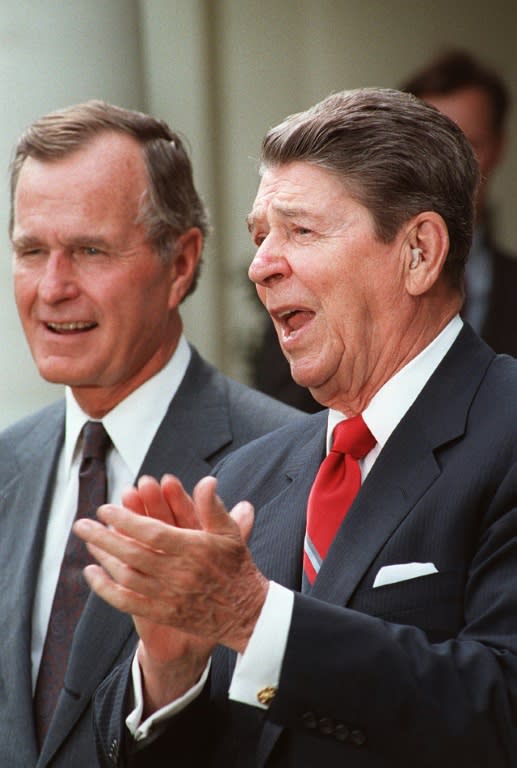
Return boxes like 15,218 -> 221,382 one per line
94,326 -> 517,767
0,346 -> 305,768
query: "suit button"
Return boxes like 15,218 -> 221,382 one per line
108,737 -> 119,763
350,728 -> 366,746
334,723 -> 349,742
318,716 -> 334,735
301,711 -> 317,729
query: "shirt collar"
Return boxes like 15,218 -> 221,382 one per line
64,335 -> 191,476
327,315 -> 463,451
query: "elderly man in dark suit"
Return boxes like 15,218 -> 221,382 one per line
78,89 -> 517,767
0,101 -> 304,768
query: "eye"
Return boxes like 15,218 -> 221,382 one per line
83,246 -> 101,256
294,226 -> 312,237
15,246 -> 44,260
253,232 -> 267,247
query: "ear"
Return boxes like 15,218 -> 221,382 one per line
404,212 -> 449,297
167,227 -> 203,308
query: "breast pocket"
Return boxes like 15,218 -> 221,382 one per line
350,570 -> 466,642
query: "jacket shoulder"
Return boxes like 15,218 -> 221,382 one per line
0,399 -> 64,453
186,346 -> 310,439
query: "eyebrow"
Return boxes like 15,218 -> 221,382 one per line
12,234 -> 111,250
246,204 -> 318,233
11,234 -> 40,249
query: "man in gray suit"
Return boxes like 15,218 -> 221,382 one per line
0,100 -> 304,767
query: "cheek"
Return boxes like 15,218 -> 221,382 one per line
322,291 -> 369,347
13,276 -> 33,315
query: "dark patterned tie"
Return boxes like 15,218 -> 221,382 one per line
34,420 -> 111,748
303,415 -> 375,587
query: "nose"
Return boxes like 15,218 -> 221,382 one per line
248,235 -> 291,287
38,251 -> 80,304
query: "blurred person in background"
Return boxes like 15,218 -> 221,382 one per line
402,48 -> 517,356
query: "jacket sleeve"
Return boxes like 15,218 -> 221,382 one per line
93,657 -> 217,768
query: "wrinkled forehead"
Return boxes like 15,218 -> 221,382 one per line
248,161 -> 349,228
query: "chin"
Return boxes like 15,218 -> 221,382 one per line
36,364 -> 86,386
290,366 -> 323,390
38,372 -> 75,386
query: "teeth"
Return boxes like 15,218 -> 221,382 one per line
47,321 -> 95,331
278,310 -> 297,320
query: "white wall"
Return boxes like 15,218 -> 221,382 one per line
1,0 -> 516,427
137,1 -> 225,366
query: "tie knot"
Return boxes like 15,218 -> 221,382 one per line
81,421 -> 111,461
332,415 -> 376,460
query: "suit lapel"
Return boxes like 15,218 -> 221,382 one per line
249,422 -> 326,590
0,404 -> 64,765
138,347 -> 235,491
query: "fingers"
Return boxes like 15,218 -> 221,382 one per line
160,474 -> 201,529
121,486 -> 147,516
122,474 -> 202,528
74,474 -> 255,577
121,475 -> 185,525
82,562 -> 167,621
74,506 -> 186,560
86,541 -> 150,595
193,476 -> 237,535
135,475 -> 178,524
192,477 -> 255,543
229,501 -> 255,543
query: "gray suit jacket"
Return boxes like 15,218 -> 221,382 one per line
0,346 -> 305,767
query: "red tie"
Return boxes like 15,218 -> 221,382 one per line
34,420 -> 110,748
303,415 -> 375,586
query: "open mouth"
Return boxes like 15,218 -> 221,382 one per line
277,309 -> 314,334
46,321 -> 97,334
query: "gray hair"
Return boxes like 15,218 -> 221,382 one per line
10,100 -> 209,297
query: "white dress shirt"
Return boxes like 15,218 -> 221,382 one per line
30,336 -> 191,691
129,316 -> 463,735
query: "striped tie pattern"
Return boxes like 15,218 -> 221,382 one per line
303,415 -> 375,586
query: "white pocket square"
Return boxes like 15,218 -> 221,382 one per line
373,562 -> 438,588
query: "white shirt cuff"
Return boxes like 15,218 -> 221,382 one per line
126,651 -> 211,741
228,581 -> 294,709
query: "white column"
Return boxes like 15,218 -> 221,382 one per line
138,0 -> 225,368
